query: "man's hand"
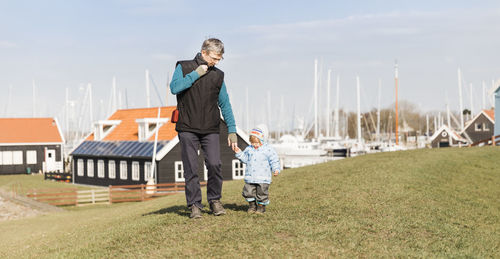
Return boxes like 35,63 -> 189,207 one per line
273,170 -> 279,176
232,145 -> 241,153
228,133 -> 237,150
195,65 -> 208,77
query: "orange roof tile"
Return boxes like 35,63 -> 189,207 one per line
87,106 -> 178,141
0,118 -> 63,144
483,109 -> 494,121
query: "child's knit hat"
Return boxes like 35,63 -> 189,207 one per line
250,124 -> 268,143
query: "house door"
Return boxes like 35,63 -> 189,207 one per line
45,149 -> 56,172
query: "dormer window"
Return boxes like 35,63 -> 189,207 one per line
474,123 -> 482,132
136,118 -> 169,141
93,120 -> 121,140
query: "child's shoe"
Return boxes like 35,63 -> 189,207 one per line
255,204 -> 266,214
247,201 -> 257,214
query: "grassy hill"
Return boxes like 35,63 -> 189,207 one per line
1,147 -> 499,257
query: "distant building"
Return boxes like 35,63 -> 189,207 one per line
430,125 -> 467,148
70,107 -> 249,187
461,109 -> 494,144
0,118 -> 64,174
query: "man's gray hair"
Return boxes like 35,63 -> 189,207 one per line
201,38 -> 224,54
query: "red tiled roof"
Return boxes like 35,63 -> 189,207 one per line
87,106 -> 178,141
0,118 -> 63,143
483,109 -> 494,121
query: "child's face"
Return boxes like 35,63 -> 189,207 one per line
249,135 -> 261,148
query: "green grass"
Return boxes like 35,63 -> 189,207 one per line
1,147 -> 499,257
0,174 -> 91,194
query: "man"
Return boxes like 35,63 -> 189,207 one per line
170,38 -> 237,219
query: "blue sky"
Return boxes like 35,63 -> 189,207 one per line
1,0 -> 500,132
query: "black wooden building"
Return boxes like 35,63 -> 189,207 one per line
0,118 -> 64,174
430,125 -> 467,148
70,107 -> 249,187
461,109 -> 495,145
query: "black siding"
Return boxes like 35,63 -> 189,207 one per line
463,114 -> 494,144
0,144 -> 62,174
73,156 -> 155,187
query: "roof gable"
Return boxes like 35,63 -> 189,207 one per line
0,118 -> 64,144
87,107 -> 177,142
463,109 -> 494,133
431,125 -> 466,142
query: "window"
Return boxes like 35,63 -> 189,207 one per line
475,123 -> 482,131
483,123 -> 490,131
174,161 -> 185,182
132,161 -> 140,181
0,152 -> 2,165
26,150 -> 37,164
144,162 -> 152,180
120,161 -> 127,180
108,160 -> 116,179
232,159 -> 246,179
87,159 -> 94,177
97,160 -> 105,178
77,159 -> 84,176
2,151 -> 12,165
13,151 -> 22,165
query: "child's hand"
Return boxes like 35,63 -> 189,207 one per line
273,170 -> 279,176
232,145 -> 241,153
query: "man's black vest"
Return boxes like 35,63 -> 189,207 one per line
175,53 -> 224,134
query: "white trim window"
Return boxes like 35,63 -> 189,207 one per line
2,151 -> 13,165
144,162 -> 152,181
232,159 -> 246,180
77,159 -> 84,176
475,123 -> 482,131
132,161 -> 140,181
97,160 -> 105,178
108,160 -> 116,179
13,151 -> 23,165
120,161 -> 127,180
483,123 -> 490,131
174,161 -> 185,182
87,159 -> 94,177
26,150 -> 37,164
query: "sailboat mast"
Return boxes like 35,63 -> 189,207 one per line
470,83 -> 474,117
335,75 -> 340,138
314,59 -> 318,139
146,69 -> 151,108
377,79 -> 381,142
394,61 -> 399,145
356,76 -> 362,144
458,68 -> 464,131
326,69 -> 331,138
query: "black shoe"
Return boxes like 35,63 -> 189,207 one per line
255,204 -> 266,214
190,205 -> 202,219
247,201 -> 257,214
209,200 -> 226,216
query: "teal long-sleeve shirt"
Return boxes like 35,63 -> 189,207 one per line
170,64 -> 236,133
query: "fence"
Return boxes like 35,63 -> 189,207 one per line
470,135 -> 500,147
24,182 -> 207,206
26,188 -> 78,206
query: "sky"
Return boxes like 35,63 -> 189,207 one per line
1,0 -> 500,132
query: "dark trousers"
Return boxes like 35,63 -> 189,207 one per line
242,183 -> 270,205
178,131 -> 222,208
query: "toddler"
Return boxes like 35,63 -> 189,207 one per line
233,124 -> 280,214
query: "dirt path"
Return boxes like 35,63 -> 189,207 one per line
0,190 -> 62,221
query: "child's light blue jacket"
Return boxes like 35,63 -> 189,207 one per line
235,143 -> 281,184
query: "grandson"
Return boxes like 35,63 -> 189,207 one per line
232,124 -> 280,214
